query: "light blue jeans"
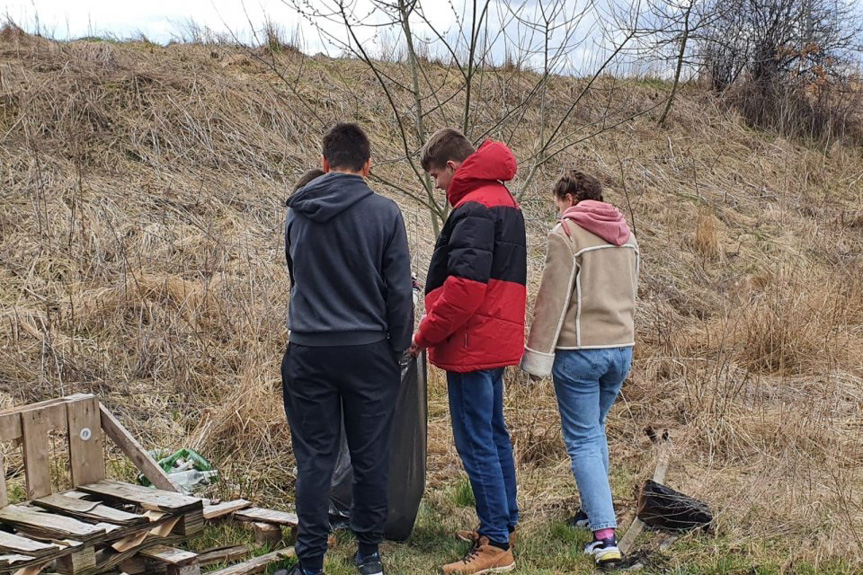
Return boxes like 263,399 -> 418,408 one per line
552,347 -> 633,531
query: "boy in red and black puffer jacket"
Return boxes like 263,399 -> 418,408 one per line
410,128 -> 526,575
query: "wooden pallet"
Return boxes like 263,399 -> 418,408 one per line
0,485 -> 205,574
0,394 -> 296,575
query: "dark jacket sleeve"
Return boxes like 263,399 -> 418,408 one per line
383,208 -> 415,353
285,209 -> 295,285
414,204 -> 494,348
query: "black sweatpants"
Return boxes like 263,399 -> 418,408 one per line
281,340 -> 400,571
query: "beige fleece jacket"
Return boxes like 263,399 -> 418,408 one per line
521,219 -> 639,377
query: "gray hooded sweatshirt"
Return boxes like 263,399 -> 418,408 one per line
285,172 -> 413,353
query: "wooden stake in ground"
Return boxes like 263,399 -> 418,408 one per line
619,429 -> 671,555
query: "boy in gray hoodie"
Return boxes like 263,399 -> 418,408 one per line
282,123 -> 413,575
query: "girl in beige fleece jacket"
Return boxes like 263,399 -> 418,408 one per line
521,171 -> 639,568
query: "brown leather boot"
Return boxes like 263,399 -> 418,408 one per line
455,528 -> 518,548
441,536 -> 515,574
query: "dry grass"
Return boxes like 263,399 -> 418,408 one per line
1,27 -> 862,572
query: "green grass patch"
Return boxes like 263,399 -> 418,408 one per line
450,476 -> 476,508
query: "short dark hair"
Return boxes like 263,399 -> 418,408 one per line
292,168 -> 325,193
420,128 -> 475,171
553,170 -> 604,203
322,123 -> 371,172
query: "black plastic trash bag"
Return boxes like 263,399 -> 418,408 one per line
328,352 -> 428,541
636,479 -> 713,532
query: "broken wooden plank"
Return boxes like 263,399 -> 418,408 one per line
138,545 -> 198,566
207,548 -> 295,575
20,409 -> 52,500
91,533 -> 186,575
196,546 -> 249,567
0,532 -> 63,559
78,480 -> 201,514
66,397 -> 105,487
233,508 -> 298,526
98,405 -> 179,492
202,500 -> 251,521
33,493 -> 148,526
0,506 -> 106,543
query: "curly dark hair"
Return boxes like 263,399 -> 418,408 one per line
552,170 -> 604,203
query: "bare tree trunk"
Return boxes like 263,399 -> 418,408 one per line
399,0 -> 445,233
659,0 -> 692,126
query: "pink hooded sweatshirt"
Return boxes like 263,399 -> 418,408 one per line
561,200 -> 631,246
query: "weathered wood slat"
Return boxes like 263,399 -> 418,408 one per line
33,493 -> 148,526
55,546 -> 96,575
196,546 -> 249,567
233,508 -> 298,526
251,523 -> 281,547
0,531 -> 63,558
202,500 -> 251,521
207,548 -> 295,575
174,509 -> 204,537
78,480 -> 201,514
21,409 -> 52,500
90,534 -> 186,575
0,450 -> 7,508
138,545 -> 198,566
0,394 -> 93,442
0,395 -> 92,417
98,405 -> 179,492
66,397 -> 105,487
0,413 -> 21,443
0,553 -> 35,568
0,506 -> 106,543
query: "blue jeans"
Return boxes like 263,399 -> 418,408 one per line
552,347 -> 633,531
447,368 -> 519,544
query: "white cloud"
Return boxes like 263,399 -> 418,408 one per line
2,0 -> 308,44
1,0 -> 635,71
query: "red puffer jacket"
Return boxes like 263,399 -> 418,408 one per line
414,140 -> 527,372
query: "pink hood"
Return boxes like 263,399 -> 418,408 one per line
561,200 -> 631,246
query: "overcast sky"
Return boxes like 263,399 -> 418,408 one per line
3,1 -> 308,45
0,0 -> 644,75
1,0 -> 464,54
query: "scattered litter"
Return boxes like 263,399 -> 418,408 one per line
139,448 -> 218,494
637,479 -> 713,532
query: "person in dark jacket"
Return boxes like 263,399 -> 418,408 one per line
282,123 -> 414,575
410,128 -> 526,575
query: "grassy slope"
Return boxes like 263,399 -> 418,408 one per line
0,28 -> 862,574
